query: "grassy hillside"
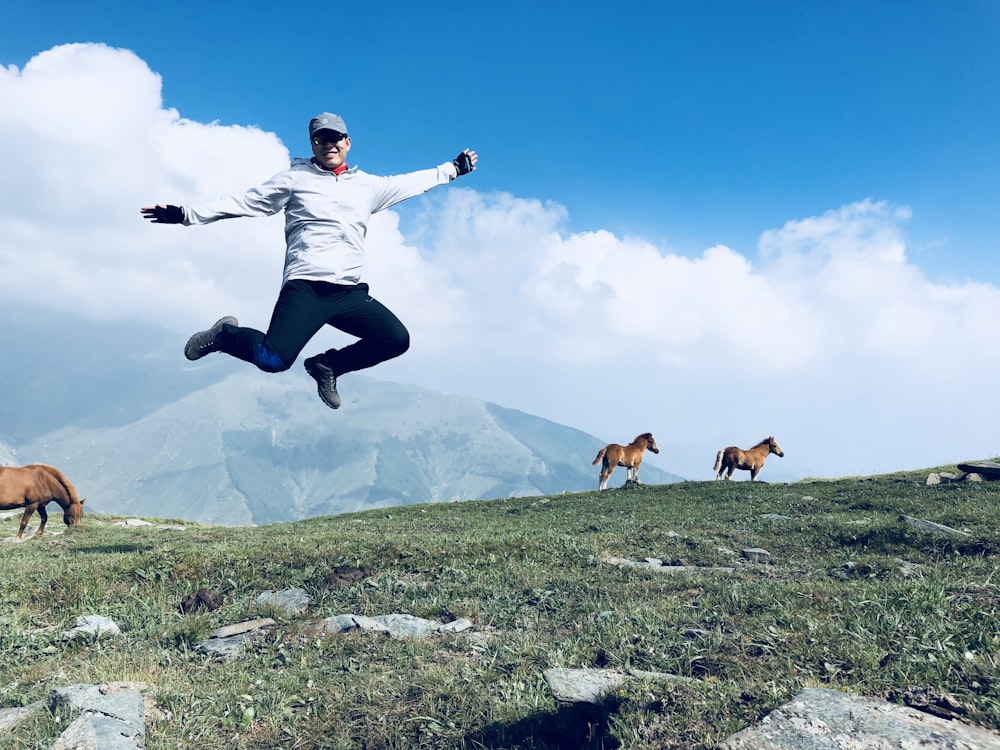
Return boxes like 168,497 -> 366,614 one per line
1,469 -> 999,749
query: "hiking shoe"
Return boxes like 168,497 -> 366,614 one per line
184,316 -> 238,361
304,354 -> 341,409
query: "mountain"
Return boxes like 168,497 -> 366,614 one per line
0,306 -> 229,441
0,306 -> 682,524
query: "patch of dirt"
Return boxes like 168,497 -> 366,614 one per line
325,565 -> 372,587
179,588 -> 224,614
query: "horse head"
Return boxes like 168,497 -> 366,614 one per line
642,433 -> 660,454
63,497 -> 85,526
767,437 -> 784,457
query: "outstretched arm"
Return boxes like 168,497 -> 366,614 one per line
140,205 -> 184,224
369,151 -> 480,212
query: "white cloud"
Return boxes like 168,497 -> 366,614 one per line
0,43 -> 289,326
1,43 -> 998,481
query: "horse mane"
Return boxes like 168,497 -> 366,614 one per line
28,464 -> 82,505
753,437 -> 774,448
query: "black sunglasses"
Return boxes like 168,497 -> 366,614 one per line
311,131 -> 347,146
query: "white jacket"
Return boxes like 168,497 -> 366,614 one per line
183,158 -> 459,285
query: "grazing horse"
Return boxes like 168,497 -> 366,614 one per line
592,433 -> 660,491
0,464 -> 85,539
713,437 -> 784,481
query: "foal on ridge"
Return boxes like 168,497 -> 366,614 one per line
713,436 -> 784,481
592,433 -> 660,491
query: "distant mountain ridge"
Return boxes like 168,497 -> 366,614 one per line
0,306 -> 681,525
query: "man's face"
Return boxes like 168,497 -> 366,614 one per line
311,129 -> 351,169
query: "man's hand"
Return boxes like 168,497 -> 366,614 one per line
453,149 -> 478,176
141,205 -> 184,224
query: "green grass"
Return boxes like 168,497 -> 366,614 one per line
1,469 -> 999,749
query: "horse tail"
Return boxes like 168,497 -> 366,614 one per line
31,464 -> 82,505
712,450 -> 723,472
592,447 -> 607,466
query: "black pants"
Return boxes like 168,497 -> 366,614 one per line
218,280 -> 410,376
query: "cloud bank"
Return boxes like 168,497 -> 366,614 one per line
2,43 -> 998,480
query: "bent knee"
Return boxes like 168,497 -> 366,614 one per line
252,342 -> 291,372
384,328 -> 410,357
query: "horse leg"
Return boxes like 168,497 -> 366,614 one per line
725,462 -> 736,480
599,463 -> 614,491
35,504 -> 48,535
16,506 -> 36,539
750,464 -> 760,481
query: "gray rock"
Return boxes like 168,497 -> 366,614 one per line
720,687 -> 1000,749
256,587 -> 311,615
0,701 -> 42,730
543,667 -> 694,705
927,472 -> 959,485
438,618 -> 475,634
957,462 -> 1000,479
51,714 -> 145,750
195,618 -> 275,659
601,555 -> 735,574
48,683 -> 145,750
60,615 -> 121,641
742,548 -> 772,564
372,614 -> 441,639
308,613 -> 473,640
903,515 -> 971,537
543,668 -> 628,704
311,614 -> 364,635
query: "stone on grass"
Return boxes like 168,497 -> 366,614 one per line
195,618 -> 276,659
256,587 -> 311,615
0,702 -> 42,731
48,683 -> 145,750
543,668 -> 694,705
308,613 -> 473,640
544,668 -> 628,704
720,687 -> 1000,749
903,515 -> 971,537
741,548 -> 771,564
60,615 -> 121,641
601,554 -> 735,574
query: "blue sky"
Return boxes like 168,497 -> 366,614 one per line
6,1 -> 998,272
2,1 -> 999,481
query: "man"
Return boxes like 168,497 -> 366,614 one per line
142,113 -> 477,409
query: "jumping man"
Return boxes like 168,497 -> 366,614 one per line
142,112 -> 477,409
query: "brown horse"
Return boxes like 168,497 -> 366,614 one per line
713,436 -> 784,481
592,433 -> 660,490
0,464 -> 85,539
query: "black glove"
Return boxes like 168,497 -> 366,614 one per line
143,205 -> 184,224
453,151 -> 475,176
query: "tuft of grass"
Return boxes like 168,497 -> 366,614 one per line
1,472 -> 999,748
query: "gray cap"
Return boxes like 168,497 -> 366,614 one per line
309,113 -> 348,138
